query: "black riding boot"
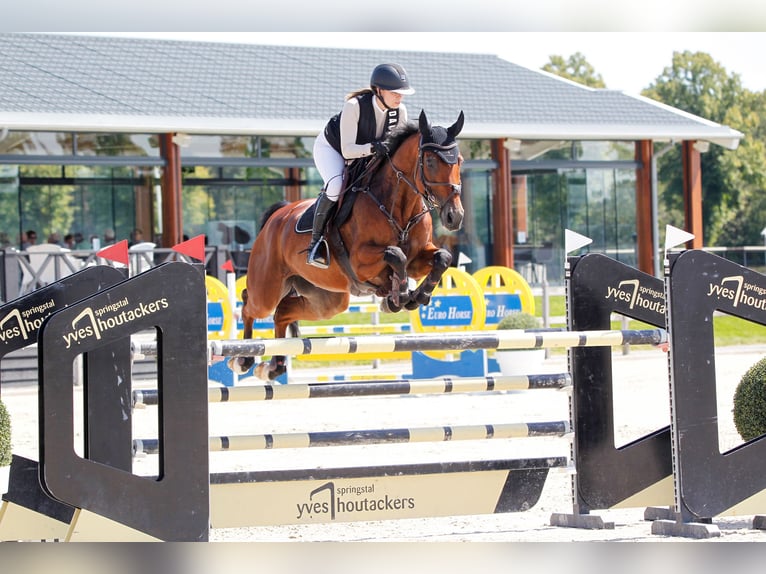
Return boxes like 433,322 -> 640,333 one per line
307,193 -> 336,268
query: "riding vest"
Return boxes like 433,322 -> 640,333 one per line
323,92 -> 400,155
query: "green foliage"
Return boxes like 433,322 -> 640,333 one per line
0,399 -> 10,467
733,357 -> 766,441
496,311 -> 540,330
643,50 -> 766,246
542,53 -> 606,88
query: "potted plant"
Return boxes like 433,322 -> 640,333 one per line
733,357 -> 766,441
494,311 -> 545,375
0,399 -> 10,493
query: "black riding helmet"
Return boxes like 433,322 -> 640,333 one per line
370,63 -> 415,95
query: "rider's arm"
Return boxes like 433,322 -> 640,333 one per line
339,98 -> 375,160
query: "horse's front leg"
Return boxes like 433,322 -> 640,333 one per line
380,246 -> 409,313
404,247 -> 452,310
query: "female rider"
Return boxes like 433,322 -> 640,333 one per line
307,63 -> 415,268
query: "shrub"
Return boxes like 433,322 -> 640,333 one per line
733,357 -> 766,442
496,311 -> 540,330
0,399 -> 10,466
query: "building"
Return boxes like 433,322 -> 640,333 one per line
0,33 -> 743,288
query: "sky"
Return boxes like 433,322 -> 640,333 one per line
83,32 -> 766,97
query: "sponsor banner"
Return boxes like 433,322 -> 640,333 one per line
210,471 -> 510,528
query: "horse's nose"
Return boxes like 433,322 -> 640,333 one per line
442,203 -> 464,231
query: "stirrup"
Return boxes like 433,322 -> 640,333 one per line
307,239 -> 330,269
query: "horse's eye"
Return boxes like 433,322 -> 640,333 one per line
425,155 -> 438,170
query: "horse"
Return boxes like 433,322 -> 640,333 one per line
229,109 -> 465,381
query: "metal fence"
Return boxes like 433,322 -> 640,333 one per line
2,244 -> 766,305
0,245 -> 232,304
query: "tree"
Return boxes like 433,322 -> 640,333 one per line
642,51 -> 766,246
542,53 -> 606,88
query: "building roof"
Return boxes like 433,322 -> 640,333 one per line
0,33 -> 743,149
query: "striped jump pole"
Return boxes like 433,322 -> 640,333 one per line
133,420 -> 571,455
298,323 -> 412,335
207,328 -> 667,358
132,372 -> 571,408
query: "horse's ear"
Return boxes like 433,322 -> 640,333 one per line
447,111 -> 465,140
418,110 -> 430,137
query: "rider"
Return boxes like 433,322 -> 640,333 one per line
307,63 -> 415,268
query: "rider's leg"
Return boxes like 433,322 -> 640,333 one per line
308,137 -> 344,268
307,192 -> 336,268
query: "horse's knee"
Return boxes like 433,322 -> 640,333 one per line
383,246 -> 407,273
434,249 -> 452,273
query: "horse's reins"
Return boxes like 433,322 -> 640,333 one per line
363,138 -> 462,245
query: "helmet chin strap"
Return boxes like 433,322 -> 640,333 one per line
374,88 -> 393,110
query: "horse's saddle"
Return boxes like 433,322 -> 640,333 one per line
296,155 -> 379,233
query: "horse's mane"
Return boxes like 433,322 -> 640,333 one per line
260,201 -> 289,231
384,122 -> 418,156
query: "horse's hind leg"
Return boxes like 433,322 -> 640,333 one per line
253,288 -> 349,381
253,318 -> 300,381
227,288 -> 257,375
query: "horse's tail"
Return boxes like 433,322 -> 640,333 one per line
259,201 -> 290,231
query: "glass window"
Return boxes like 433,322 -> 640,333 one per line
181,135 -> 315,159
0,132 -> 73,155
0,176 -> 20,247
459,140 -> 492,161
180,135 -> 241,158
261,136 -> 314,159
75,133 -> 159,157
182,175 -> 295,249
575,141 -> 635,161
432,168 -> 492,274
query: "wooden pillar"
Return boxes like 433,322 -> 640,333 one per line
285,167 -> 301,203
513,175 -> 529,241
635,140 -> 654,274
682,140 -> 704,248
159,133 -> 183,248
491,139 -> 513,267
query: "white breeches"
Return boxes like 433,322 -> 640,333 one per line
313,132 -> 345,201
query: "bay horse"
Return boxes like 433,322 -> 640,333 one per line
230,109 -> 465,380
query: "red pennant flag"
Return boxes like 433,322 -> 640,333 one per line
172,234 -> 206,262
97,240 -> 129,266
221,259 -> 235,273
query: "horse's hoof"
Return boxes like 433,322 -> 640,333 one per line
268,365 -> 287,380
415,291 -> 432,306
227,357 -> 252,375
254,362 -> 271,381
404,299 -> 420,311
380,297 -> 401,314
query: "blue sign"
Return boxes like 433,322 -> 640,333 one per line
417,295 -> 474,327
484,293 -> 522,325
207,301 -> 225,332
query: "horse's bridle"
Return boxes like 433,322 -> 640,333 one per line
361,137 -> 462,245
416,138 -> 463,208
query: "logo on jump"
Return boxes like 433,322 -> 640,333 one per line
708,275 -> 766,310
0,299 -> 57,345
604,279 -> 665,314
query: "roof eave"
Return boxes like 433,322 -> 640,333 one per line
0,113 -> 325,137
0,113 -> 745,151
464,123 -> 744,150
